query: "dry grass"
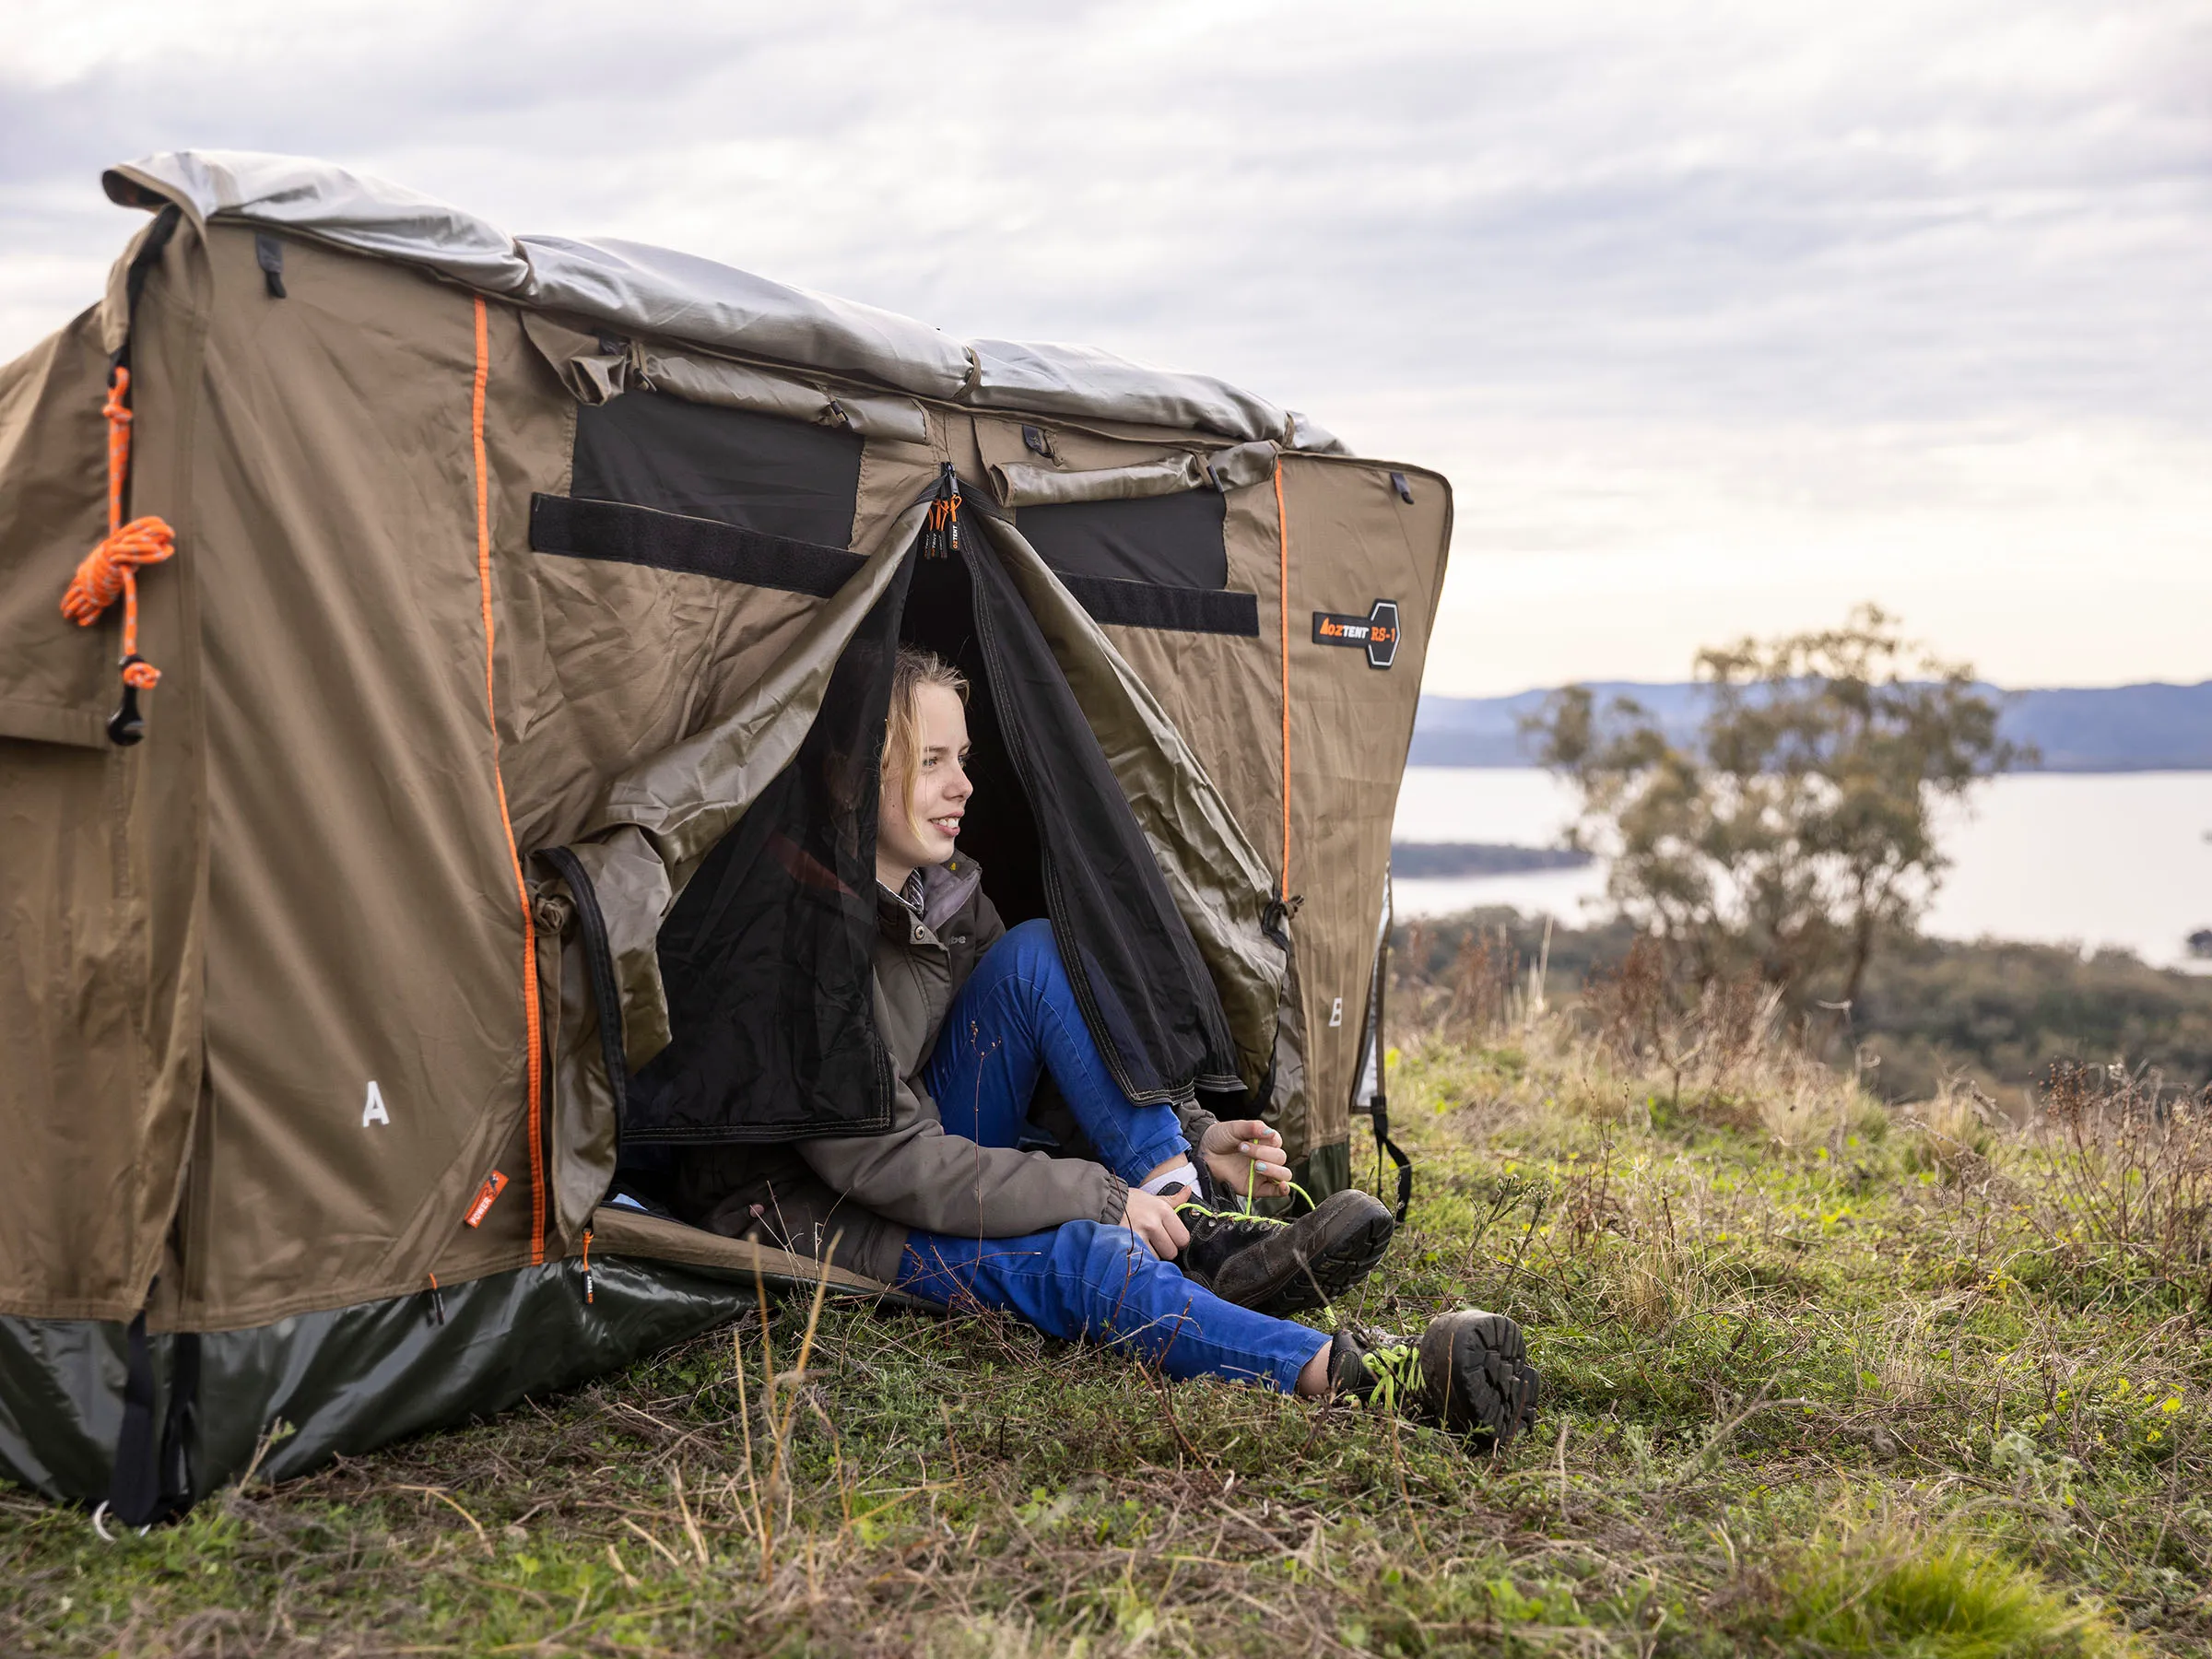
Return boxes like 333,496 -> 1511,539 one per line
2026,1063 -> 2212,1295
3,971 -> 2206,1654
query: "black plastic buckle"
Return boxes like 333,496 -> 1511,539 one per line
107,660 -> 148,747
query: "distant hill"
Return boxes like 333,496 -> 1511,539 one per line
1390,842 -> 1594,877
1410,680 -> 2212,772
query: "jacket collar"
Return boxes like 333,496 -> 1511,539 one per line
876,853 -> 984,942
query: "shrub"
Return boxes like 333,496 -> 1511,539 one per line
2027,1061 -> 2212,1300
1747,1524 -> 2135,1657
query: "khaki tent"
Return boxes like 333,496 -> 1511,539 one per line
0,151 -> 1451,1518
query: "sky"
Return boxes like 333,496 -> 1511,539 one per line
4,0 -> 2206,696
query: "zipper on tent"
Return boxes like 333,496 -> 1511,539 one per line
923,464 -> 961,559
463,1169 -> 509,1227
468,295 -> 547,1265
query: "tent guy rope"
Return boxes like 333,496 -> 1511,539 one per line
59,366 -> 173,742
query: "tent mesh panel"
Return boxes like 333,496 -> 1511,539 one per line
625,563 -> 912,1143
958,528 -> 1242,1103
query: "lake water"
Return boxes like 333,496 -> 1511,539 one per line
1391,768 -> 2212,972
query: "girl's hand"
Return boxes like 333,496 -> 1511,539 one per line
1200,1119 -> 1292,1201
1121,1187 -> 1191,1259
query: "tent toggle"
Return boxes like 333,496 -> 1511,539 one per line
255,233 -> 287,299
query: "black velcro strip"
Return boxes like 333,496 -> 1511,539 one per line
1055,572 -> 1260,637
530,494 -> 865,597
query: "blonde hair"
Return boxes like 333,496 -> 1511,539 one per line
884,646 -> 970,836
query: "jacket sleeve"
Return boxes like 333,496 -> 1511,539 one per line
797,1075 -> 1129,1238
1175,1101 -> 1222,1155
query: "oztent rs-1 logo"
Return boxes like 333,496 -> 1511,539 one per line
1312,599 -> 1401,669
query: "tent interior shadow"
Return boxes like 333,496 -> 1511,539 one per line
899,544 -> 1050,930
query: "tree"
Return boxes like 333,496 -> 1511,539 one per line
1524,606 -> 2027,1015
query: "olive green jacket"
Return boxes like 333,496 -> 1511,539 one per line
674,854 -> 1138,1283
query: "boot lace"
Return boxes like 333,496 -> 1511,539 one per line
1174,1187 -> 1346,1324
1237,1156 -> 1320,1216
1175,1195 -> 1288,1233
1352,1340 -> 1425,1415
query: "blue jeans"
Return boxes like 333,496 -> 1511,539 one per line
897,920 -> 1330,1394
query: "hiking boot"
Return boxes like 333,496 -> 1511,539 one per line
1330,1309 -> 1541,1445
1175,1188 -> 1395,1316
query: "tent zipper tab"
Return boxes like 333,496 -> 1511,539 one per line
464,1169 -> 508,1228
923,464 -> 960,559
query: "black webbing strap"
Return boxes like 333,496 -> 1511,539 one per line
1053,571 -> 1260,637
112,206 -> 182,375
159,1333 -> 200,1512
105,1312 -> 159,1524
1370,899 -> 1411,1221
1373,1096 -> 1413,1224
96,204 -> 185,747
529,492 -> 864,597
106,1313 -> 197,1526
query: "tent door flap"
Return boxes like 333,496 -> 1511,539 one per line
533,851 -> 625,1243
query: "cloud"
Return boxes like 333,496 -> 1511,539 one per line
4,0 -> 2206,690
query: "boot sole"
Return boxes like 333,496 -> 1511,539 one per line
1251,1199 -> 1397,1317
1439,1312 -> 1542,1448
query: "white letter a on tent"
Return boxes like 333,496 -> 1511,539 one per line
361,1080 -> 390,1127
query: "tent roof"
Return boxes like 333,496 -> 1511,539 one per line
103,150 -> 1345,452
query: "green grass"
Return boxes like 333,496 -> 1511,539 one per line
5,1014 -> 2206,1654
1756,1525 -> 2128,1657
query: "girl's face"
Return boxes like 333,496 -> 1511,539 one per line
877,683 -> 972,879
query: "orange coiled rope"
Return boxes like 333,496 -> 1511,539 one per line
60,367 -> 174,691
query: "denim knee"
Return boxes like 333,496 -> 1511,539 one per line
1051,1219 -> 1149,1279
1045,1221 -> 1180,1323
994,916 -> 1064,983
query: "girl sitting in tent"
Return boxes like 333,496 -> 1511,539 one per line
677,647 -> 1541,1438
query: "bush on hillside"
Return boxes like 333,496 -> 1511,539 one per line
1391,908 -> 2212,1102
1521,605 -> 2025,1017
